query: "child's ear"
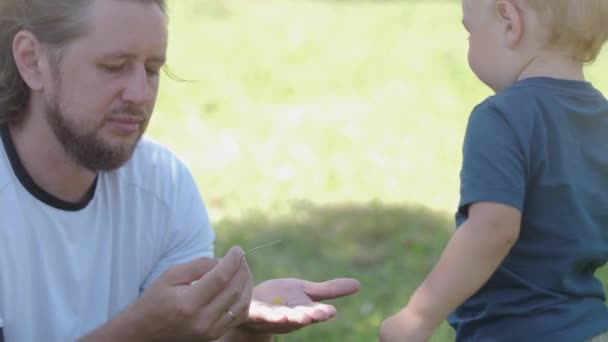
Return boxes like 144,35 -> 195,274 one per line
12,30 -> 45,91
495,0 -> 523,49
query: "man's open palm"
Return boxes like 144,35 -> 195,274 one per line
240,278 -> 360,334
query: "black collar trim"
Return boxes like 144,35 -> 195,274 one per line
0,124 -> 97,211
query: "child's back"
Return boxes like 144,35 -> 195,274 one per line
379,1 -> 608,341
450,76 -> 608,340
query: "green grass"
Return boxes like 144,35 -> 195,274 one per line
148,1 -> 608,340
215,202 -> 456,341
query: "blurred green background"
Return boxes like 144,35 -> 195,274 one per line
149,1 -> 608,341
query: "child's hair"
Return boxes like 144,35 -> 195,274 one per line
523,0 -> 608,63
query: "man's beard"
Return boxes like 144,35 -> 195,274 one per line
45,95 -> 148,172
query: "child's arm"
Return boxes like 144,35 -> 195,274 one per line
379,201 -> 521,342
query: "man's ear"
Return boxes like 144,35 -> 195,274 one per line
12,30 -> 45,91
495,0 -> 524,49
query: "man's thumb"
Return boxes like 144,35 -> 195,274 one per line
158,257 -> 219,286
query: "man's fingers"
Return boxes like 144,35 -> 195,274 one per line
157,257 -> 219,286
304,278 -> 360,301
289,303 -> 336,324
249,301 -> 290,323
185,246 -> 247,308
190,250 -> 253,339
250,301 -> 335,324
203,256 -> 253,325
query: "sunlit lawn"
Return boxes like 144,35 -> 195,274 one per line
148,1 -> 608,340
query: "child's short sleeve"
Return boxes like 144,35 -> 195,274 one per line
458,101 -> 527,218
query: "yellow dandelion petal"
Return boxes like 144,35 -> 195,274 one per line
272,295 -> 283,305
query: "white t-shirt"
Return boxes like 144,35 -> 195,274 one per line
0,129 -> 215,342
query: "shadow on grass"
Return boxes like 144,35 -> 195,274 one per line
213,200 -> 455,341
213,201 -> 608,341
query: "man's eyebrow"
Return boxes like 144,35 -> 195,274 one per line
99,52 -> 167,64
149,55 -> 167,64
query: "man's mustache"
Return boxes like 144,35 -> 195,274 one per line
110,105 -> 148,119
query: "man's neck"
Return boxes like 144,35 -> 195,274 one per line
9,110 -> 97,204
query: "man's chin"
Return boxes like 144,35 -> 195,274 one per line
78,140 -> 140,172
103,129 -> 143,145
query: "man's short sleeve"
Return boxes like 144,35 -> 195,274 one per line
141,164 -> 215,290
458,101 -> 527,218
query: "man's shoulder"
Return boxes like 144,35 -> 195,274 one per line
127,137 -> 185,171
106,137 -> 196,201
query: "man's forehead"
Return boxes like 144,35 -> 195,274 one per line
80,0 -> 168,58
87,0 -> 167,29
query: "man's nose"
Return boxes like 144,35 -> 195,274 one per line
121,65 -> 151,105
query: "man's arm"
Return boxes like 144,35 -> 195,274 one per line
77,304 -> 147,342
79,247 -> 253,342
81,259 -> 359,342
216,327 -> 272,342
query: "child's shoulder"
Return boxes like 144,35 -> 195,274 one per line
470,84 -> 535,123
471,77 -> 593,123
480,78 -> 553,109
465,79 -> 555,139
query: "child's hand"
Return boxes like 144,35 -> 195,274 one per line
379,308 -> 434,342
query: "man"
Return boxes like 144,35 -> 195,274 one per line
0,0 -> 360,341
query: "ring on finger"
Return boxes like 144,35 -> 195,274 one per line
227,308 -> 238,320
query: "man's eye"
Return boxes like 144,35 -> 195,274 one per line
101,64 -> 125,73
146,67 -> 161,76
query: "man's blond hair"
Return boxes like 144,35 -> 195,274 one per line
523,0 -> 608,63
